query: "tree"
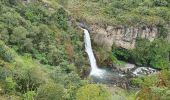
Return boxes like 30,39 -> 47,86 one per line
23,91 -> 36,100
149,39 -> 170,69
10,26 -> 28,44
76,84 -> 111,100
153,0 -> 168,6
157,25 -> 168,38
50,8 -> 68,30
36,82 -> 65,100
130,38 -> 170,69
135,70 -> 170,100
132,39 -> 151,66
10,26 -> 32,52
0,41 -> 13,62
20,3 -> 49,23
14,65 -> 46,93
4,77 -> 16,94
8,0 -> 21,5
0,27 -> 9,43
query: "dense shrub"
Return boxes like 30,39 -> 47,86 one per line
133,70 -> 170,100
0,1 -> 89,99
112,38 -> 170,69
112,47 -> 132,62
36,82 -> 65,100
102,0 -> 170,25
50,8 -> 69,30
0,41 -> 13,62
18,3 -> 49,23
76,84 -> 111,100
4,77 -> 16,94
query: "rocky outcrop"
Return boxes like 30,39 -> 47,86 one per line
90,25 -> 158,50
132,67 -> 157,76
23,0 -> 39,4
113,63 -> 136,74
23,0 -> 30,3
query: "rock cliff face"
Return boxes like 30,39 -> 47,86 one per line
90,25 -> 158,50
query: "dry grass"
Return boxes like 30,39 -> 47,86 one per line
43,0 -> 117,24
67,0 -> 111,24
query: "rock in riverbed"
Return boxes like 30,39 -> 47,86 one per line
132,67 -> 157,76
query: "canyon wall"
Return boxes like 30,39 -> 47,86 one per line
90,25 -> 158,50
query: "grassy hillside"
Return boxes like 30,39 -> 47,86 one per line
0,0 -> 170,100
64,0 -> 170,26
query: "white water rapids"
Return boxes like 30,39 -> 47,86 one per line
83,29 -> 104,77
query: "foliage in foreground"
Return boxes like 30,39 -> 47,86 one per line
76,84 -> 111,100
131,70 -> 170,100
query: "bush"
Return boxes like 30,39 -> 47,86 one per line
153,0 -> 168,6
157,25 -> 168,38
36,82 -> 65,100
113,38 -> 170,69
139,39 -> 170,69
14,66 -> 46,93
50,8 -> 68,30
136,70 -> 170,100
19,3 -> 49,23
10,26 -> 27,45
4,77 -> 16,93
8,0 -> 21,5
76,84 -> 111,100
0,41 -> 13,62
112,47 -> 132,62
23,91 -> 36,100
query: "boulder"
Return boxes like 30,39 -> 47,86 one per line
113,63 -> 136,74
132,67 -> 157,76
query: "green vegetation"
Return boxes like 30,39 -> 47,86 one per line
0,0 -> 170,100
0,0 -> 110,99
76,84 -> 111,100
111,38 -> 170,69
66,0 -> 170,26
111,38 -> 170,99
131,70 -> 170,100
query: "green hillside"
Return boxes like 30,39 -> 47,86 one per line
65,0 -> 170,26
0,0 -> 170,100
0,0 -> 90,99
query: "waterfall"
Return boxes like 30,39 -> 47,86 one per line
83,29 -> 104,76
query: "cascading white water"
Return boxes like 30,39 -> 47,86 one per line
83,29 -> 104,77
